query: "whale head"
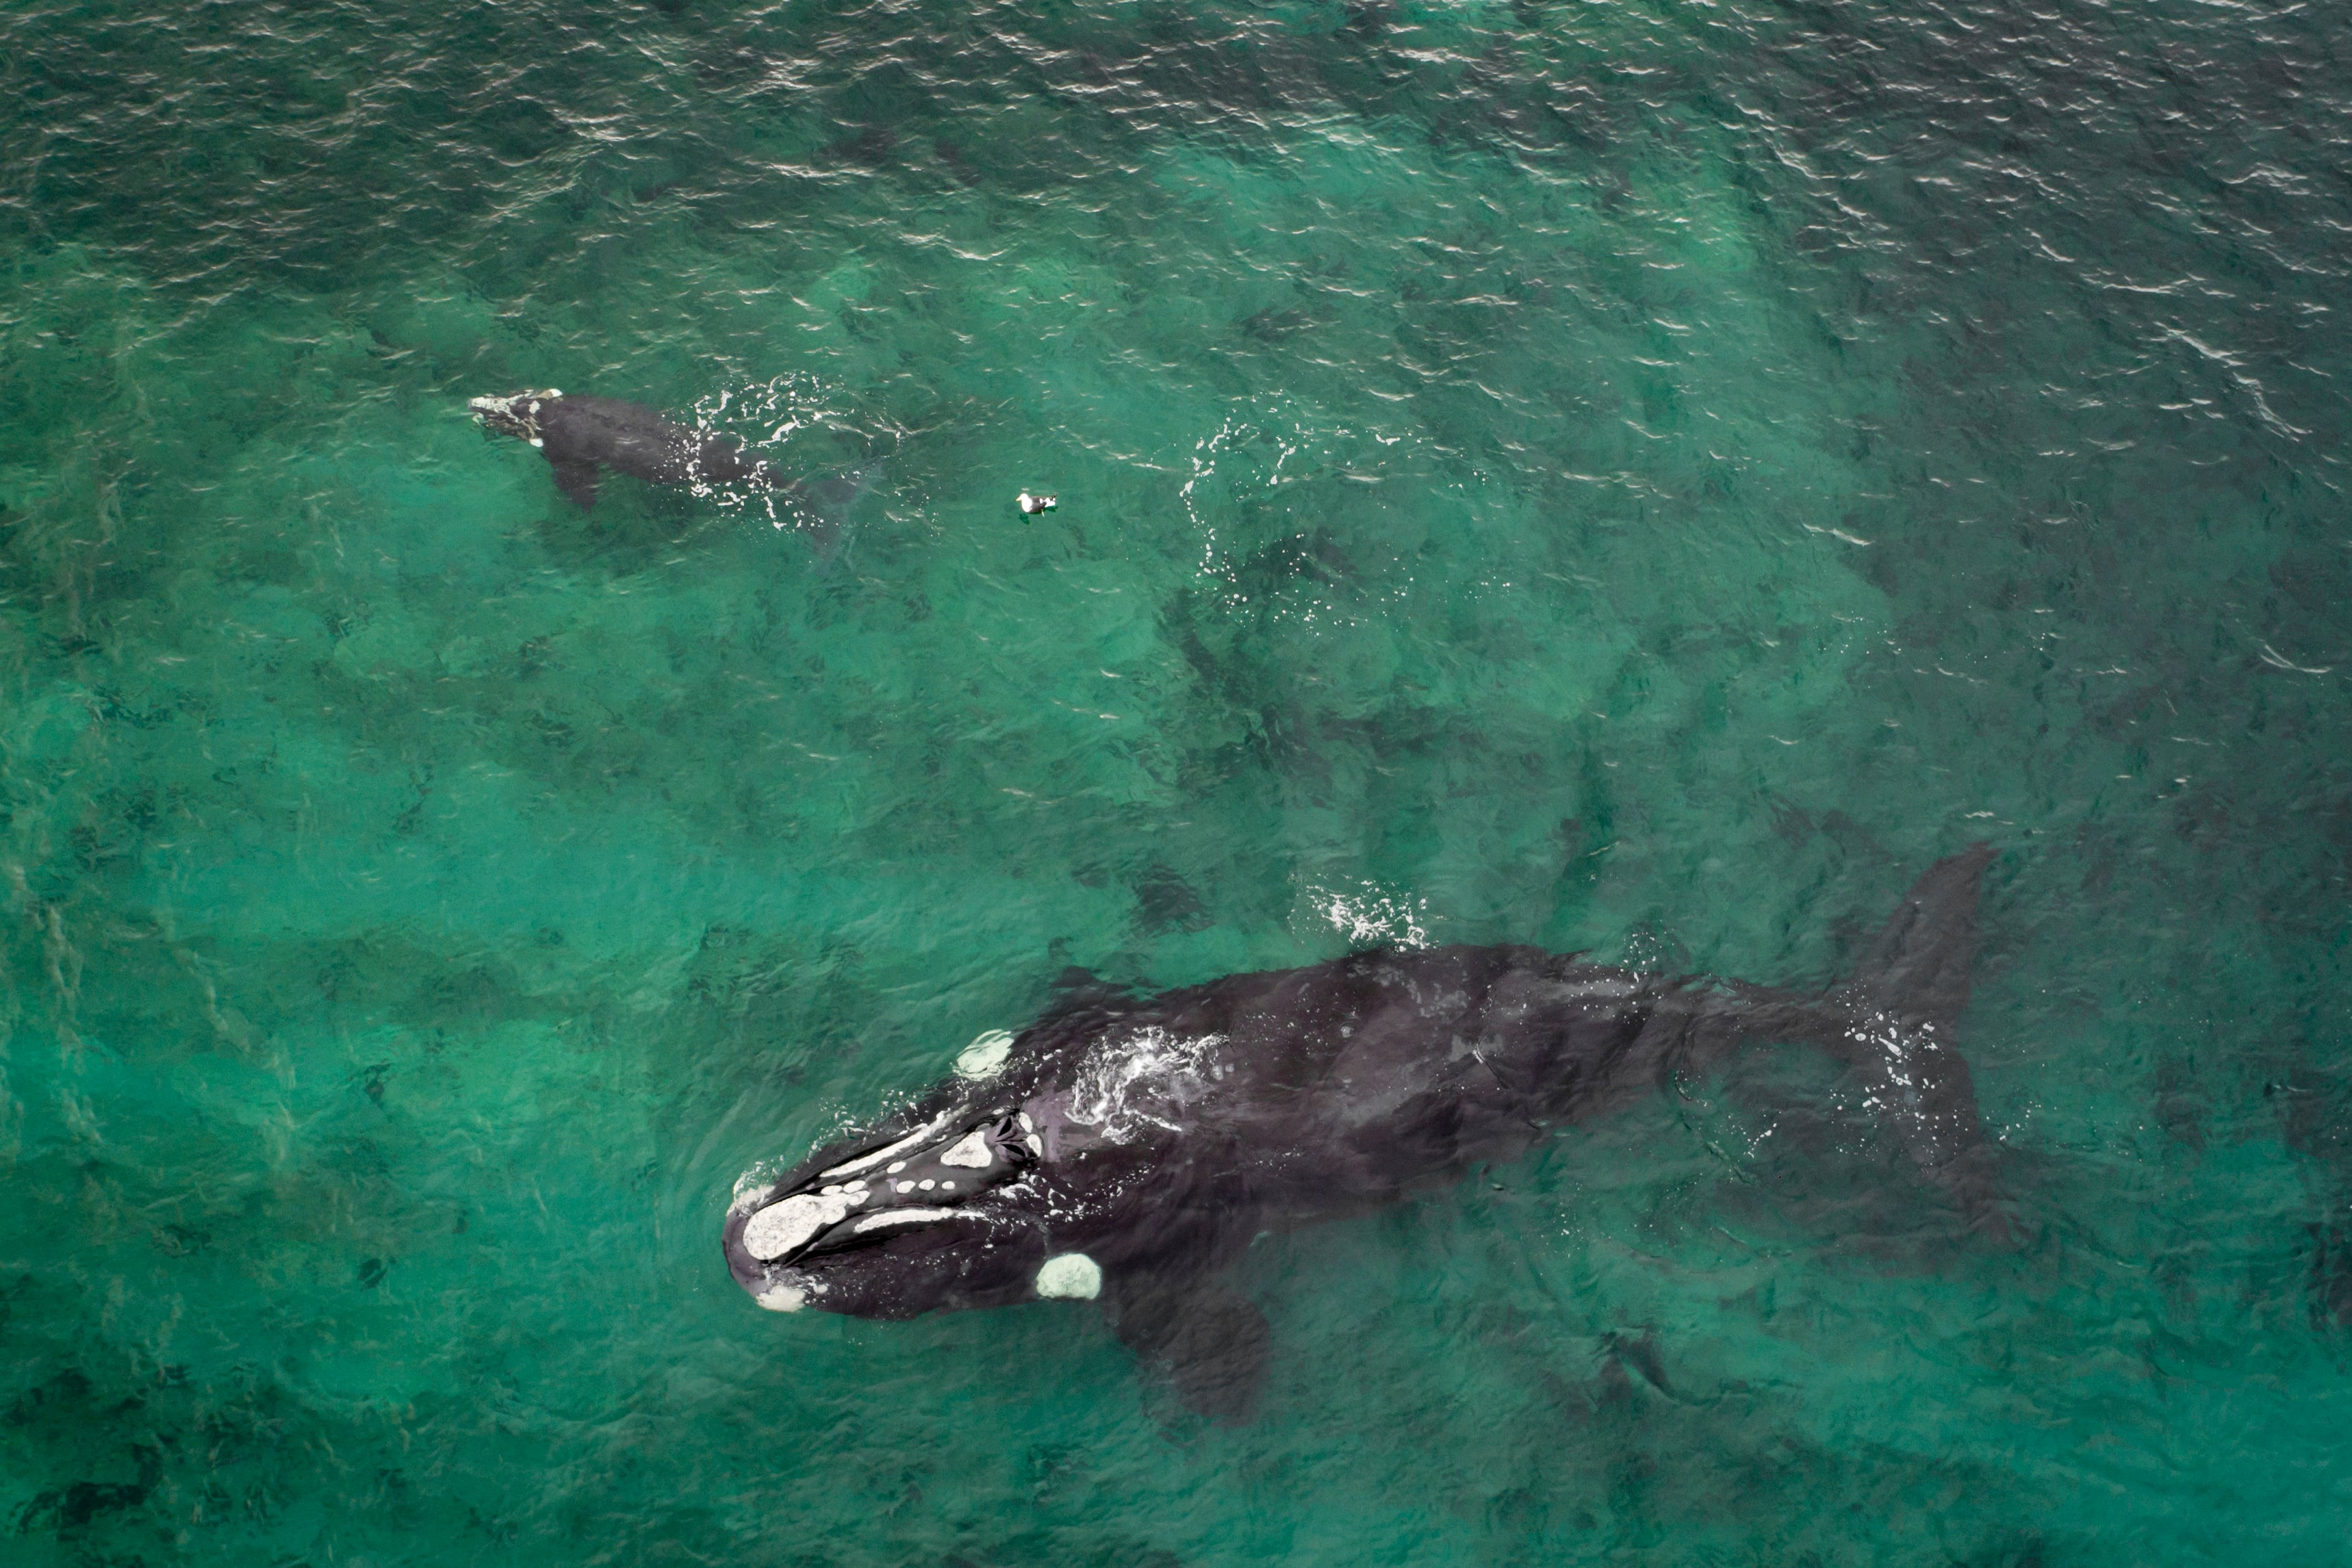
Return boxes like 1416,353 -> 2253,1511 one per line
467,389 -> 563,444
725,1107 -> 1086,1318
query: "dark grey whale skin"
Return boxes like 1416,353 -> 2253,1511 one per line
724,846 -> 2003,1419
472,391 -> 774,509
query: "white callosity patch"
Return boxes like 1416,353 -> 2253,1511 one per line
1035,1253 -> 1101,1300
955,1030 -> 1016,1079
852,1207 -> 963,1234
938,1129 -> 995,1168
754,1281 -> 808,1313
467,390 -> 560,445
1067,1027 -> 1227,1142
742,1192 -> 852,1261
819,1114 -> 951,1181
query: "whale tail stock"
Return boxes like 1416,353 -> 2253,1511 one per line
776,461 -> 883,561
1674,842 -> 2009,1234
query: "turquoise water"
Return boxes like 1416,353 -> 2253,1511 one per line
4,0 -> 2349,1559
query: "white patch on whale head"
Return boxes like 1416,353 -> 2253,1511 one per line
852,1207 -> 964,1234
1035,1253 -> 1101,1300
819,1114 -> 952,1181
467,391 -> 550,442
955,1030 -> 1016,1079
742,1192 -> 851,1261
755,1281 -> 808,1312
938,1129 -> 995,1168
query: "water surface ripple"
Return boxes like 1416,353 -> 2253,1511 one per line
2,0 -> 2348,1561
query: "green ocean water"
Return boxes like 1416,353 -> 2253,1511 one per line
3,0 -> 2349,1560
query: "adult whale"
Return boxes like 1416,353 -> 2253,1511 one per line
723,846 -> 2005,1419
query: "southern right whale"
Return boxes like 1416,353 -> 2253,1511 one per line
469,389 -> 877,541
724,845 -> 2005,1419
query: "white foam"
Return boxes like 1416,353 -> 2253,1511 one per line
1066,1027 -> 1226,1142
1303,880 -> 1431,949
1035,1253 -> 1101,1300
956,1030 -> 1017,1079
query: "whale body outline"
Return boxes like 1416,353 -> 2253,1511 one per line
470,389 -> 781,509
468,389 -> 878,547
724,845 -> 2006,1420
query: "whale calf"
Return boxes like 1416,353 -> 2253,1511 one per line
724,846 -> 2004,1419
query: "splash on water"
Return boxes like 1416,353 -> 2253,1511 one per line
1066,1026 -> 1228,1142
1299,879 -> 1431,949
689,373 -> 856,526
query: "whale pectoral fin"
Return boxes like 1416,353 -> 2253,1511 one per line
1110,1274 -> 1271,1424
550,459 -> 600,510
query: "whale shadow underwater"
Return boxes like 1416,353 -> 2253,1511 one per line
724,845 -> 2008,1422
469,389 -> 878,549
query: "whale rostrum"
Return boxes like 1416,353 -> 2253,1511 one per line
723,845 -> 2007,1421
